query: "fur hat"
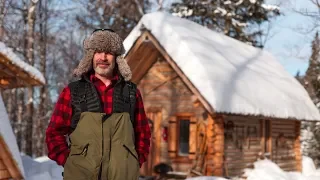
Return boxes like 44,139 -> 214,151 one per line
73,30 -> 132,81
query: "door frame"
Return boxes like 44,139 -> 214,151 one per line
141,107 -> 162,176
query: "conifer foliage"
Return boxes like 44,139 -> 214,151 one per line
170,0 -> 280,48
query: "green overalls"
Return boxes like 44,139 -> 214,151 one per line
63,112 -> 140,180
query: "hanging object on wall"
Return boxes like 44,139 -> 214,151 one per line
162,126 -> 168,142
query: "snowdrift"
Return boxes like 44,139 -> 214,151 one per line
187,156 -> 320,180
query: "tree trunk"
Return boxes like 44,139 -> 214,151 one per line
35,0 -> 48,156
0,0 -> 8,39
25,0 -> 38,156
16,88 -> 24,151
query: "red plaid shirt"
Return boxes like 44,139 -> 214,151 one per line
45,73 -> 151,167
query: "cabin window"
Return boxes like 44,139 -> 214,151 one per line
178,118 -> 190,156
168,114 -> 196,161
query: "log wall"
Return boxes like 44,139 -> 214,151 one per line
222,116 -> 302,177
270,120 -> 301,172
223,116 -> 262,177
137,55 -> 207,173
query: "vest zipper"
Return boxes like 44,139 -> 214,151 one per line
88,82 -> 103,112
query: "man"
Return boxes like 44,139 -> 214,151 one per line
45,29 -> 151,180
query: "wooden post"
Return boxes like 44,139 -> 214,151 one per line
295,121 -> 302,172
205,115 -> 224,176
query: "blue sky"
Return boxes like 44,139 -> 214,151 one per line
264,0 -> 319,76
160,0 -> 318,76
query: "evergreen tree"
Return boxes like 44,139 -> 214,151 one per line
170,0 -> 280,48
301,32 -> 320,167
303,32 -> 320,107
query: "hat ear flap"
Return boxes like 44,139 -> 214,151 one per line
73,49 -> 95,77
116,56 -> 132,81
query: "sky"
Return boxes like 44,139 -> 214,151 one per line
263,0 -> 319,76
157,0 -> 319,76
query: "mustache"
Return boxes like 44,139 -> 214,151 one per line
96,61 -> 110,65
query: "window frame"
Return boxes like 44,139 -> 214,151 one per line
173,113 -> 194,163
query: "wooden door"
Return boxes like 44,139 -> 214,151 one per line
140,110 -> 162,176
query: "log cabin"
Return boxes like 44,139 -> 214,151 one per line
123,12 -> 320,178
0,41 -> 45,179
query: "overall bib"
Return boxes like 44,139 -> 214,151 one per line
63,112 -> 139,180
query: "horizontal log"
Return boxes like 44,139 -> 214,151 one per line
0,169 -> 10,179
225,145 -> 262,151
272,121 -> 296,125
213,169 -> 223,176
225,155 -> 258,162
225,151 -> 262,157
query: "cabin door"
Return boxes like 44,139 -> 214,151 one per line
140,110 -> 162,176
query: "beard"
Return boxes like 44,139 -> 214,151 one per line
93,61 -> 115,77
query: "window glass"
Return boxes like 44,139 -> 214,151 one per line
178,119 -> 190,156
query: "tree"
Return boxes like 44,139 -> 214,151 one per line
74,0 -> 151,39
170,0 -> 281,48
300,32 -> 320,167
25,0 -> 39,156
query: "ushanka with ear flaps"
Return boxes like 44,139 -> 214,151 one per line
72,30 -> 132,81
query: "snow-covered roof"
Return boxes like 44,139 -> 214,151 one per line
0,41 -> 45,84
124,11 -> 320,121
0,95 -> 25,177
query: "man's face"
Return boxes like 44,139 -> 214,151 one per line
93,52 -> 116,77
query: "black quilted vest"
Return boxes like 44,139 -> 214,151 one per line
68,75 -> 137,131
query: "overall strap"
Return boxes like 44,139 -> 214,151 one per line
127,82 -> 137,125
113,81 -> 137,125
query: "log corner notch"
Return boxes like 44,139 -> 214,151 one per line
206,114 -> 224,176
294,120 -> 302,172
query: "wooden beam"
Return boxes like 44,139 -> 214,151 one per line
295,121 -> 302,172
125,32 -> 149,62
132,48 -> 160,83
0,160 -> 5,170
127,43 -> 151,74
0,136 -> 23,179
0,53 -> 44,88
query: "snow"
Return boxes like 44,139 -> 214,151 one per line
242,157 -> 320,180
224,1 -> 231,5
184,157 -> 320,180
232,19 -> 247,27
0,41 -> 45,84
235,0 -> 244,6
186,176 -> 228,180
214,7 -> 227,16
123,12 -> 320,121
0,94 -> 25,177
22,155 -> 63,180
249,0 -> 257,4
262,4 -> 280,11
171,6 -> 193,17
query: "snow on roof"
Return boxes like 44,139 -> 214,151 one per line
0,95 -> 25,177
0,41 -> 45,84
124,12 -> 320,121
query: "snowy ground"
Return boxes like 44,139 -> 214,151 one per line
186,156 -> 320,180
22,155 -> 63,180
21,155 -> 320,180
